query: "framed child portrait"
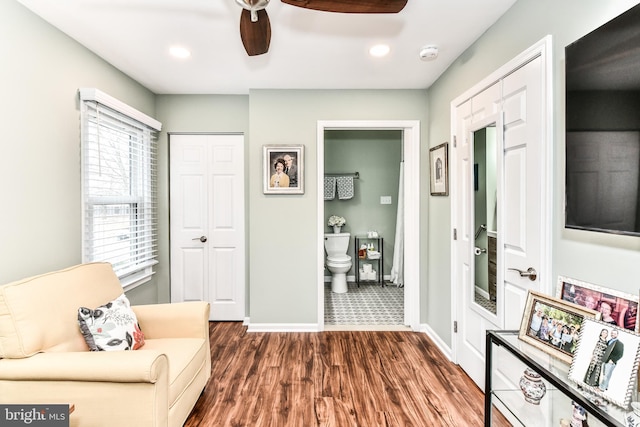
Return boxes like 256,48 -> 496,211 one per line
568,318 -> 640,408
263,145 -> 304,195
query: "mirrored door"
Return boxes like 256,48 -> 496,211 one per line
472,125 -> 497,315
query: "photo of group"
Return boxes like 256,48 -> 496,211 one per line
518,291 -> 600,364
568,318 -> 640,407
556,276 -> 639,332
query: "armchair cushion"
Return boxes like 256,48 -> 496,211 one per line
78,293 -> 145,351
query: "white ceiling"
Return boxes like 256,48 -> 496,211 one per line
16,0 -> 518,95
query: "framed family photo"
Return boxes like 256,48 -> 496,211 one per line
263,145 -> 304,195
429,142 -> 448,196
568,318 -> 640,407
518,291 -> 600,364
556,275 -> 639,332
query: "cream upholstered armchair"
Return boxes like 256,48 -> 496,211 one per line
0,262 -> 211,427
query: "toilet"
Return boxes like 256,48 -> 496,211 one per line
324,232 -> 352,293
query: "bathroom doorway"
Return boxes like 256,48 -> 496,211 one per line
316,120 -> 420,331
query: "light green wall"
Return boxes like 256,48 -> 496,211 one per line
0,1 -> 155,292
427,0 -> 640,346
248,90 -> 428,324
325,130 -> 402,277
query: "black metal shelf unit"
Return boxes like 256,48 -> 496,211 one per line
354,236 -> 384,286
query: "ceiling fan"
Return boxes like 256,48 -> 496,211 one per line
236,0 -> 409,56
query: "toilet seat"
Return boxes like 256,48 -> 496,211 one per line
327,254 -> 351,263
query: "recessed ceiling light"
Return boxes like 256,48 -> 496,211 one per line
169,46 -> 191,59
369,44 -> 390,58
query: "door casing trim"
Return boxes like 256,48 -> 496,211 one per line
316,120 -> 421,331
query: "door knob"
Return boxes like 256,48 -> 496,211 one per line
192,236 -> 207,243
508,267 -> 537,281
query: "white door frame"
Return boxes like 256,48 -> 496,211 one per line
316,120 -> 421,331
450,36 -> 553,365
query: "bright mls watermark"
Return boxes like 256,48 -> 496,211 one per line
0,405 -> 69,426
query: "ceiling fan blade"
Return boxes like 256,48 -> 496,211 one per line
281,0 -> 407,13
240,9 -> 271,56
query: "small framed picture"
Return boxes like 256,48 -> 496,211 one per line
429,142 -> 448,196
263,145 -> 304,195
518,291 -> 600,364
556,275 -> 639,332
568,318 -> 640,408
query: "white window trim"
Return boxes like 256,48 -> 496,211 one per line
79,88 -> 162,131
79,88 -> 161,291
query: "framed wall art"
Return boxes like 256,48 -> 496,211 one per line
518,291 -> 600,364
556,275 -> 639,332
429,142 -> 448,196
263,145 -> 304,195
568,318 -> 640,408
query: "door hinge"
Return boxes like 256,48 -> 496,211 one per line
453,228 -> 457,240
453,136 -> 457,148
454,320 -> 458,333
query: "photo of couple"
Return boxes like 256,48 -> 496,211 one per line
569,318 -> 640,407
263,145 -> 304,194
269,153 -> 298,189
582,327 -> 624,392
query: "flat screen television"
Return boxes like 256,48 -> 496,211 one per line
565,3 -> 640,236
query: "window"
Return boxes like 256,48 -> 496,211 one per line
79,89 -> 162,289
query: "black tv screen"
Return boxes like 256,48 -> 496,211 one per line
565,4 -> 640,236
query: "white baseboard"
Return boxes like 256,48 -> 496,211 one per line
247,323 -> 319,332
420,323 -> 452,362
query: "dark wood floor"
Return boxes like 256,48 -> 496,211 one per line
185,322 -> 509,426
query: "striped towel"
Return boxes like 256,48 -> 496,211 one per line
324,177 -> 336,200
336,176 -> 354,200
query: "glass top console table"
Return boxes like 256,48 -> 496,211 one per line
485,330 -> 635,427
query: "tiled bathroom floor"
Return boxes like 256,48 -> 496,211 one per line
474,290 -> 497,314
324,282 -> 404,329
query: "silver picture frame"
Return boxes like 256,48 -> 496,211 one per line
556,275 -> 639,332
263,144 -> 304,195
568,318 -> 640,408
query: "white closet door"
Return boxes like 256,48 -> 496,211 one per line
170,133 -> 245,321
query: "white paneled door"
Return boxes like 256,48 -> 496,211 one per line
170,134 -> 245,321
452,37 -> 552,391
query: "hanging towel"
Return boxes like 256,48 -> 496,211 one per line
336,176 -> 354,200
324,177 -> 336,200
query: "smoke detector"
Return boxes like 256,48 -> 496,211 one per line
419,45 -> 439,61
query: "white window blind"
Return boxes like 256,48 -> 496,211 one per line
79,89 -> 161,288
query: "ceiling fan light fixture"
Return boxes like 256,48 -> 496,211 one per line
169,46 -> 191,59
369,44 -> 390,58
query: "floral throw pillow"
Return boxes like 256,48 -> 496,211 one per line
77,294 -> 145,351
